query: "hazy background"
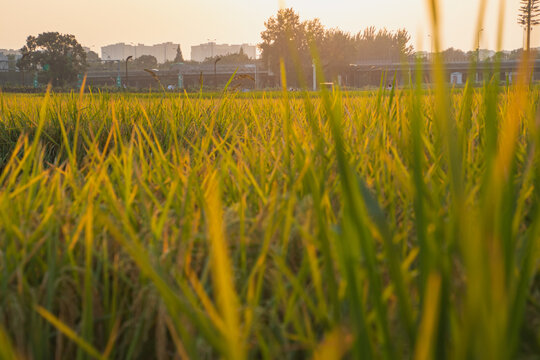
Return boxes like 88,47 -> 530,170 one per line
0,0 -> 533,58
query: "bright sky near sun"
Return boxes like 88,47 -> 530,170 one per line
0,0 -> 533,59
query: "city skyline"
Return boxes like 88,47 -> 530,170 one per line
0,0 -> 536,58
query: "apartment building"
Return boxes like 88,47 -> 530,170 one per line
101,42 -> 180,63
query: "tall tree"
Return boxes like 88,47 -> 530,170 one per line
320,29 -> 356,79
174,45 -> 184,62
354,27 -> 413,62
518,0 -> 540,52
17,32 -> 87,86
259,8 -> 307,85
260,9 -> 413,86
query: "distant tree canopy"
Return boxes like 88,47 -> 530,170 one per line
490,48 -> 540,61
174,46 -> 184,62
86,50 -> 100,64
259,8 -> 413,85
441,47 -> 470,62
17,32 -> 87,86
203,51 -> 251,64
133,55 -> 158,69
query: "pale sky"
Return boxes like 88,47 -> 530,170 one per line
0,0 -> 533,59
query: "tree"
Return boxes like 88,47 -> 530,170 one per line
259,8 -> 414,87
518,0 -> 540,52
320,29 -> 356,79
259,8 -> 307,85
86,50 -> 100,64
133,55 -> 158,69
259,9 -> 328,86
441,47 -> 469,62
174,45 -> 184,62
203,52 -> 250,64
354,27 -> 413,62
17,32 -> 87,86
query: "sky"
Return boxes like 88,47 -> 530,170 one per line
0,0 -> 534,59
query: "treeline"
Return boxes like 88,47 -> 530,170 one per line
434,47 -> 533,63
259,8 -> 413,85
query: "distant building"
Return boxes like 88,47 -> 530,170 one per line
101,42 -> 180,63
190,42 -> 256,62
0,49 -> 21,71
0,49 -> 21,57
0,53 -> 8,71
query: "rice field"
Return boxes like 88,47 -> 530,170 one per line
0,70 -> 539,359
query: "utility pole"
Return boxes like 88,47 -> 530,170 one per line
214,57 -> 221,88
528,7 -> 531,52
477,28 -> 484,62
312,63 -> 317,91
427,34 -> 432,60
19,53 -> 28,86
125,56 -> 133,88
475,28 -> 483,83
246,64 -> 257,89
525,0 -> 533,52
